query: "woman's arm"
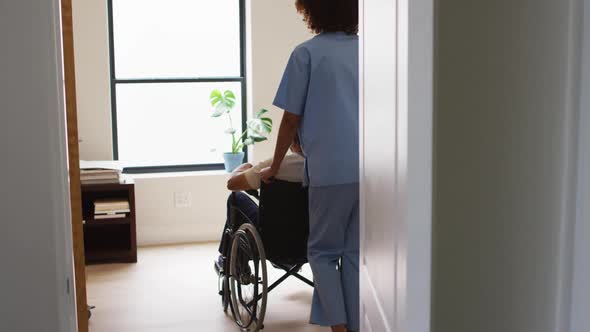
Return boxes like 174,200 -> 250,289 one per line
260,111 -> 301,183
227,163 -> 254,191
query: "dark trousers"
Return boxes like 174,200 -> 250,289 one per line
218,192 -> 259,254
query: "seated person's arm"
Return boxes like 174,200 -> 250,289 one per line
227,159 -> 274,192
227,163 -> 254,191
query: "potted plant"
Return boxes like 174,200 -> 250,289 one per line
210,89 -> 273,172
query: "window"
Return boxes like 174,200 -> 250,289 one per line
108,0 -> 247,172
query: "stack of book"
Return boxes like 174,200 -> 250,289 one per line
80,169 -> 121,185
94,199 -> 130,220
80,161 -> 124,185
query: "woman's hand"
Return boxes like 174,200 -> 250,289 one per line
260,111 -> 301,184
260,166 -> 278,184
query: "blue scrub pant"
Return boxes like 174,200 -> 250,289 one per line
308,183 -> 359,331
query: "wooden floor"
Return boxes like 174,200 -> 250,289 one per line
86,243 -> 327,332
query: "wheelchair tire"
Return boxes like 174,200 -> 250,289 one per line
229,223 -> 268,332
221,274 -> 230,313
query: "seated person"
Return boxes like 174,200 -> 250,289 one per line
216,136 -> 304,269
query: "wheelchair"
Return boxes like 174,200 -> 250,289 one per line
215,180 -> 314,332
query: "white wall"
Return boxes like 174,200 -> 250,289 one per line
0,1 -> 76,331
360,0 -> 398,327
72,0 -> 113,160
250,0 -> 314,162
571,1 -> 590,330
132,172 -> 228,246
432,0 -> 581,332
71,1 -> 311,246
360,0 -> 433,331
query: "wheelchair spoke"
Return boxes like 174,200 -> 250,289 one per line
228,224 -> 268,331
234,234 -> 261,327
253,258 -> 259,306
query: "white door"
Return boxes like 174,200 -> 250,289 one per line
571,1 -> 590,331
0,0 -> 77,331
359,0 -> 434,331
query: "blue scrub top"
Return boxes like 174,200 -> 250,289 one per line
273,32 -> 359,187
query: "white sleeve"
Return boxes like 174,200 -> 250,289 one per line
274,154 -> 305,183
243,159 -> 272,189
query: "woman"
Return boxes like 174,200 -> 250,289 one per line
260,1 -> 359,331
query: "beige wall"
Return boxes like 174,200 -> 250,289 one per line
72,0 -> 113,160
250,0 -> 314,162
71,0 -> 310,246
132,172 -> 228,246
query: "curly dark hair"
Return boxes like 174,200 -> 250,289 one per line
295,0 -> 358,35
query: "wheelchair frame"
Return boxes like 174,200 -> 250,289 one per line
216,190 -> 314,332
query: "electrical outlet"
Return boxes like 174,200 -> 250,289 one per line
174,192 -> 192,208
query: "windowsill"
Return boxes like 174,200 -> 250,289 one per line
125,169 -> 229,180
81,160 -> 231,181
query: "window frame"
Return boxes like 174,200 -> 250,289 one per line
107,0 -> 248,173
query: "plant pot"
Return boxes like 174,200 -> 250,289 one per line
223,152 -> 245,172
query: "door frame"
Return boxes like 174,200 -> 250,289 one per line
60,0 -> 88,331
359,0 -> 434,331
59,0 -> 437,330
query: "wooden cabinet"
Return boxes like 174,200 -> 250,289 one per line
81,183 -> 137,264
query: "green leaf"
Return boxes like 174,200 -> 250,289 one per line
261,118 -> 272,131
209,89 -> 236,112
220,90 -> 236,112
247,120 -> 264,136
210,90 -> 223,107
223,90 -> 236,108
251,136 -> 268,143
212,104 -> 230,117
224,90 -> 236,101
256,109 -> 269,117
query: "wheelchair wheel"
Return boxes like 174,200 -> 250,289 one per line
229,223 -> 268,332
219,273 -> 230,313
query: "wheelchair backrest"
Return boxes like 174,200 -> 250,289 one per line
259,180 -> 309,263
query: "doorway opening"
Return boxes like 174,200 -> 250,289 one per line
63,1 -> 319,331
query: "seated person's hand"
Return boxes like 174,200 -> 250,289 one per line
234,163 -> 254,173
227,163 -> 255,191
259,166 -> 278,184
